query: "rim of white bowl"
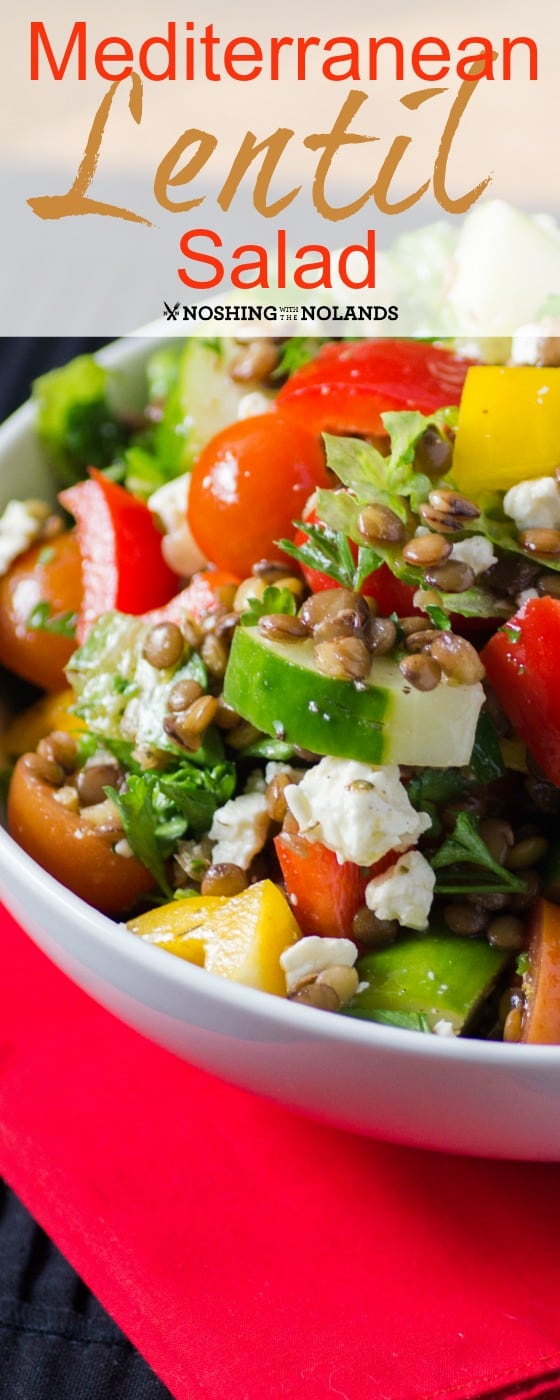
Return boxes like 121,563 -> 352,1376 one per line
1,328 -> 558,1066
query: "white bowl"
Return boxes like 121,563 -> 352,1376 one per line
2,333 -> 560,1163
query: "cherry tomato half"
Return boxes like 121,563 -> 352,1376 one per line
0,531 -> 83,691
8,753 -> 155,915
187,415 -> 329,577
277,340 -> 476,437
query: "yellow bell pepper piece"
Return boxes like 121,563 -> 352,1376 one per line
452,367 -> 560,494
128,880 -> 301,996
2,687 -> 85,762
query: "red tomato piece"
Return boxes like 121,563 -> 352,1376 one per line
482,596 -> 560,785
277,340 -> 476,436
0,531 -> 83,691
187,415 -> 329,577
60,470 -> 177,641
8,754 -> 155,915
275,833 -> 395,940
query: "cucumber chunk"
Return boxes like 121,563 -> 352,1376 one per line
175,340 -> 274,468
224,627 -> 484,768
343,932 -> 509,1034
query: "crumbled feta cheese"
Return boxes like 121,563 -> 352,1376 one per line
264,761 -> 301,785
365,850 -> 436,931
504,476 -> 560,532
433,1018 -> 456,1037
0,499 -> 50,577
451,535 -> 497,576
148,474 -> 207,577
510,319 -> 560,368
280,936 -> 358,994
237,391 -> 273,420
208,792 -> 270,870
517,588 -> 540,609
285,758 -> 431,866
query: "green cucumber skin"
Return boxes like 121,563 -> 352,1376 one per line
224,627 -> 391,764
224,626 -> 484,768
345,933 -> 509,1033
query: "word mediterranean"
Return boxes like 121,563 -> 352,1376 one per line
30,22 -> 538,84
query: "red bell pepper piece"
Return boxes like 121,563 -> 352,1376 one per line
275,833 -> 395,940
60,470 -> 177,641
277,340 -> 476,437
482,596 -> 560,785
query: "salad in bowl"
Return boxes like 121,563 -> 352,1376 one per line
2,330 -> 560,1054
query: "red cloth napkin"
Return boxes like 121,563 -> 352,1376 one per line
1,902 -> 560,1400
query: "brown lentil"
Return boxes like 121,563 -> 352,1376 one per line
399,653 -> 442,692
315,635 -> 371,682
509,869 -> 540,911
214,610 -> 239,641
200,632 -> 230,678
418,504 -> 463,534
479,818 -> 514,867
486,914 -> 526,951
45,731 -> 78,773
227,720 -> 263,750
252,558 -> 296,580
312,614 -> 363,644
356,504 -> 406,545
265,773 -> 293,823
230,340 -> 278,382
414,426 -> 453,477
200,862 -> 249,897
423,559 -> 476,594
301,588 -> 368,632
367,616 -> 398,656
503,1005 -> 524,1042
428,633 -> 485,684
444,903 -> 488,937
167,678 -> 204,713
143,621 -> 184,669
537,572 -> 560,598
507,835 -> 549,869
288,981 -> 341,1012
214,697 -> 242,731
34,740 -> 66,787
351,907 -> 399,946
520,528 -> 560,556
429,488 -> 480,520
76,761 -> 123,809
257,613 -> 309,642
315,965 -> 360,1003
166,695 -> 219,749
402,533 -> 452,567
399,616 -> 432,638
404,629 -> 440,654
467,890 -> 510,913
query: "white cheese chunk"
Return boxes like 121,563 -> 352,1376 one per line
208,791 -> 270,870
285,758 -> 431,867
504,476 -> 560,532
365,850 -> 435,931
237,391 -> 273,420
510,319 -> 560,368
280,936 -> 358,994
451,535 -> 496,576
0,499 -> 50,577
148,474 -> 207,577
433,1018 -> 456,1037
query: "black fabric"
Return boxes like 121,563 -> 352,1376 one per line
0,338 -> 172,1399
0,1182 -> 172,1399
